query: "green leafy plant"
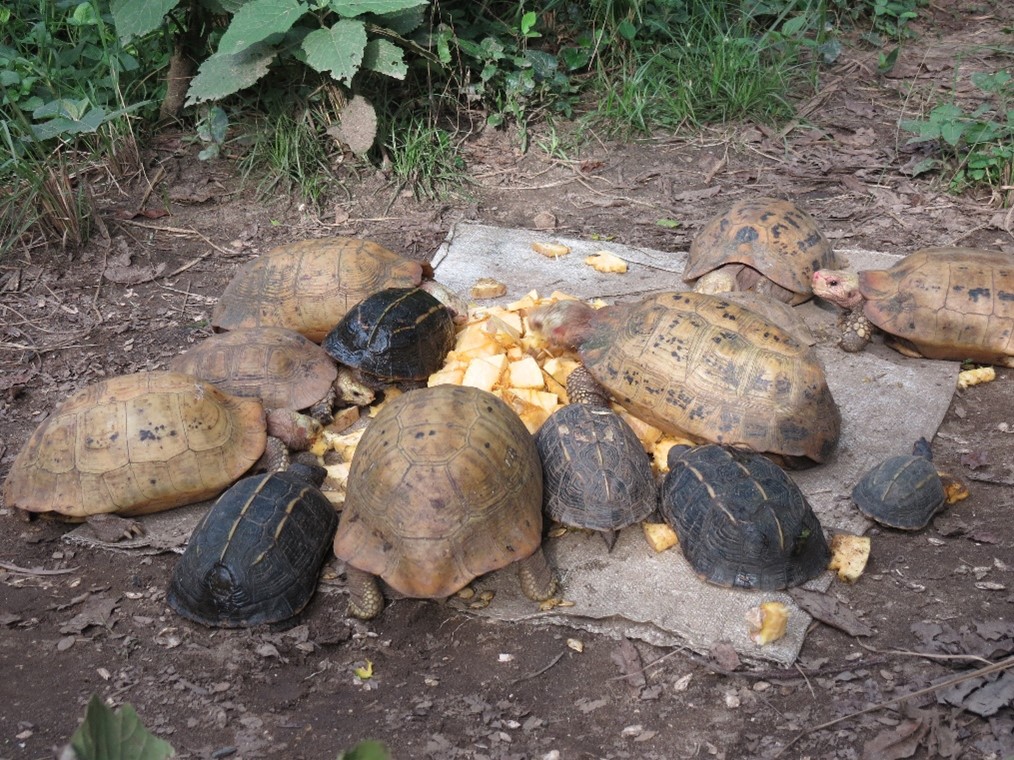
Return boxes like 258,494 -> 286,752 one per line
0,0 -> 165,253
900,70 -> 1014,205
110,0 -> 431,108
62,694 -> 175,760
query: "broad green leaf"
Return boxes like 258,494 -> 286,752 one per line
185,43 -> 277,105
362,39 -> 407,79
110,0 -> 179,42
68,695 -> 175,760
218,0 -> 307,56
781,15 -> 807,36
302,20 -> 367,85
940,119 -> 965,146
372,5 -> 426,35
337,740 -> 389,760
328,0 -> 428,19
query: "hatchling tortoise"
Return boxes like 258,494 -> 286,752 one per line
529,291 -> 841,468
685,197 -> 841,305
211,237 -> 428,342
169,327 -> 341,427
333,384 -> 557,619
167,459 -> 338,627
3,371 -> 266,522
322,286 -> 456,406
660,444 -> 831,590
534,366 -> 656,550
811,247 -> 1014,365
852,439 -> 947,531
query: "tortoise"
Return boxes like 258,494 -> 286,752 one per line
333,384 -> 557,619
211,237 -> 428,342
169,327 -> 342,424
534,365 -> 657,550
2,371 -> 266,523
322,286 -> 457,406
528,291 -> 841,468
660,444 -> 831,590
167,459 -> 338,627
852,439 -> 946,531
684,197 -> 841,305
811,247 -> 1014,365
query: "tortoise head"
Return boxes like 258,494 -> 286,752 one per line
811,269 -> 863,310
527,300 -> 596,351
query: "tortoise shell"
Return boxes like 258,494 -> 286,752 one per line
322,287 -> 455,381
685,197 -> 840,305
169,327 -> 338,410
167,462 -> 338,627
211,238 -> 426,342
333,385 -> 544,600
852,454 -> 945,530
529,292 -> 841,468
857,247 -> 1014,365
660,444 -> 831,590
535,368 -> 656,536
3,371 -> 266,519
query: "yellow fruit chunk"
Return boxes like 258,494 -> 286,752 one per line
462,353 -> 508,392
531,242 -> 571,258
957,365 -> 996,389
585,251 -> 629,273
828,533 -> 871,583
428,366 -> 466,387
508,356 -> 546,389
746,601 -> 788,645
642,522 -> 679,552
470,277 -> 508,299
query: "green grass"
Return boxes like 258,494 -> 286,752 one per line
585,2 -> 802,135
237,110 -> 344,210
386,117 -> 469,201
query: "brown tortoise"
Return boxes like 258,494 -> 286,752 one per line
812,247 -> 1014,365
3,371 -> 267,522
169,327 -> 340,418
333,385 -> 557,619
685,197 -> 841,305
529,291 -> 840,468
211,238 -> 428,342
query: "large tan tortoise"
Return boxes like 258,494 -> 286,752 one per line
684,197 -> 841,305
333,384 -> 557,619
811,246 -> 1014,365
529,291 -> 841,468
3,371 -> 267,535
211,237 -> 430,342
168,327 -> 344,435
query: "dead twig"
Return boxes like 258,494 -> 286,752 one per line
510,650 -> 567,684
0,560 -> 80,575
775,654 -> 1014,757
855,638 -> 994,667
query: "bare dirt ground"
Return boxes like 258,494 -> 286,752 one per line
3,4 -> 1014,759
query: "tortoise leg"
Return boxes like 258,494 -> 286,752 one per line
308,385 -> 336,425
840,307 -> 874,353
253,436 -> 290,473
517,546 -> 558,601
345,566 -> 385,619
600,529 -> 619,553
86,513 -> 145,543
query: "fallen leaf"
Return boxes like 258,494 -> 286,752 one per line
789,588 -> 874,637
960,450 -> 990,470
939,671 -> 1014,717
59,594 -> 120,634
610,639 -> 646,691
861,716 -> 928,759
